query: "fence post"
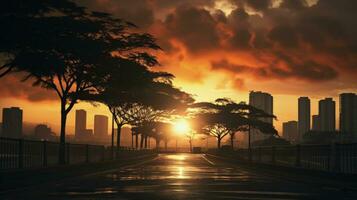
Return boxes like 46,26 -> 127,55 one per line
66,143 -> 70,164
18,139 -> 24,169
271,146 -> 276,164
295,145 -> 301,167
86,144 -> 89,163
333,143 -> 341,172
43,140 -> 47,167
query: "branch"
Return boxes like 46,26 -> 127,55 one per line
0,65 -> 12,78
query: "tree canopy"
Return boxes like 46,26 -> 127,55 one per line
190,98 -> 277,148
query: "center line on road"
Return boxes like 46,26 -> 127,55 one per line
201,154 -> 215,165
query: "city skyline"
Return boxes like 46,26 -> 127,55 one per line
1,0 -> 357,136
2,1 -> 357,199
0,91 -> 348,135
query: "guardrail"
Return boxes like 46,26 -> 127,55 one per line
0,137 -> 154,170
210,143 -> 357,174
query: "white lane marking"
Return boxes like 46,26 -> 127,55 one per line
201,154 -> 215,165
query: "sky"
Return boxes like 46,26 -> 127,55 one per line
1,0 -> 357,135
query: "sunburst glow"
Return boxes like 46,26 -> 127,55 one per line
173,119 -> 190,134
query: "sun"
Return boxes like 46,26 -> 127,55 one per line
173,119 -> 190,134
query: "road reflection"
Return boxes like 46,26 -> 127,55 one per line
33,153 -> 350,200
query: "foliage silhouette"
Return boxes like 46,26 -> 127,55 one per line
1,1 -> 161,163
191,98 -> 277,149
78,58 -> 193,155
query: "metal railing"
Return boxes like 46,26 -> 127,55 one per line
0,137 -> 154,170
211,143 -> 357,174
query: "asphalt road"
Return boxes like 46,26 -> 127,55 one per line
3,153 -> 357,199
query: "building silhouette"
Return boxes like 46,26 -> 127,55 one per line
298,97 -> 310,142
33,124 -> 56,141
340,93 -> 357,135
318,98 -> 336,132
312,115 -> 320,131
94,115 -> 108,139
282,121 -> 298,143
75,109 -> 93,140
75,109 -> 87,137
249,91 -> 273,142
1,107 -> 23,138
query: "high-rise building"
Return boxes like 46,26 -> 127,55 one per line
75,109 -> 87,137
94,115 -> 108,138
318,98 -> 336,132
340,93 -> 357,135
282,121 -> 298,143
298,97 -> 310,142
249,91 -> 273,142
1,107 -> 23,138
312,115 -> 320,131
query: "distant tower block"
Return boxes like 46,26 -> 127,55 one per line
282,121 -> 298,143
340,93 -> 357,135
75,109 -> 87,137
94,115 -> 108,139
249,91 -> 273,143
318,98 -> 336,132
2,107 -> 23,138
298,97 -> 310,142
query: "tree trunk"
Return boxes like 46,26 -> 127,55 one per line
116,125 -> 122,158
164,139 -> 168,150
140,134 -> 144,149
144,136 -> 148,148
248,124 -> 252,161
189,139 -> 192,153
131,132 -> 134,148
59,100 -> 67,165
155,138 -> 160,150
217,137 -> 221,149
111,113 -> 115,160
230,134 -> 234,149
135,134 -> 138,149
248,125 -> 251,149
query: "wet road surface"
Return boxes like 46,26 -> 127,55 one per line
4,153 -> 357,199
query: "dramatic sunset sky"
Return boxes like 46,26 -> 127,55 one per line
1,0 -> 357,135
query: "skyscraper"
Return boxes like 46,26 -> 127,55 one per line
282,121 -> 298,143
249,91 -> 273,142
94,115 -> 108,138
1,107 -> 23,138
75,109 -> 87,137
318,98 -> 336,132
298,97 -> 310,142
340,93 -> 357,136
312,115 -> 320,131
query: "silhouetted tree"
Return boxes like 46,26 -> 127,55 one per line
1,1 -> 161,163
191,98 -> 277,149
0,0 -> 85,77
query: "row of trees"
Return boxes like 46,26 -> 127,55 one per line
0,0 -> 278,162
189,98 -> 278,149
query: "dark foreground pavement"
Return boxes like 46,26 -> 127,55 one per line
2,153 -> 357,200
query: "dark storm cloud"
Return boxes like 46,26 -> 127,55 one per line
211,57 -> 338,82
280,0 -> 308,10
244,0 -> 272,11
268,25 -> 298,48
0,73 -> 57,102
3,0 -> 357,102
75,0 -> 155,27
69,0 -> 357,88
164,5 -> 221,52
